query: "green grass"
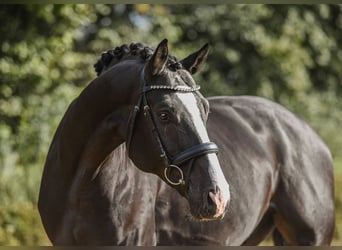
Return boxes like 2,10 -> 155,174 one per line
334,156 -> 342,174
333,156 -> 342,244
0,202 -> 50,245
333,157 -> 342,244
334,173 -> 342,245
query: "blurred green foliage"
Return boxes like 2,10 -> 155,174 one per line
0,4 -> 341,245
0,202 -> 49,245
335,172 -> 342,243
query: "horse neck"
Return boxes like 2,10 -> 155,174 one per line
56,61 -> 143,200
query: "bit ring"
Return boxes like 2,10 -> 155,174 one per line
164,165 -> 185,186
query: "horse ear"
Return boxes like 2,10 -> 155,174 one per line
181,43 -> 209,75
147,39 -> 169,76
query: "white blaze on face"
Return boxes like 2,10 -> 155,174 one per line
176,92 -> 209,143
176,92 -> 230,204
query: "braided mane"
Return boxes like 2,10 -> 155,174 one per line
94,42 -> 183,76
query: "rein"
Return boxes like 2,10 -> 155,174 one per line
126,66 -> 219,186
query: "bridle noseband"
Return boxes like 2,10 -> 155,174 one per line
126,66 -> 219,186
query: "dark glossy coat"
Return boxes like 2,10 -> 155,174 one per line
38,40 -> 335,246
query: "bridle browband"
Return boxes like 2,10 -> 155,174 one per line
126,66 -> 219,186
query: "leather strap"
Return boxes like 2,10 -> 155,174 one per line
126,66 -> 220,186
172,142 -> 219,166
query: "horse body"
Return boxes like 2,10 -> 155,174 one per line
155,96 -> 335,245
38,40 -> 334,245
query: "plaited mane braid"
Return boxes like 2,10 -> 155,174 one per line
94,42 -> 183,76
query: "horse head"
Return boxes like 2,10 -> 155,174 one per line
123,39 -> 230,221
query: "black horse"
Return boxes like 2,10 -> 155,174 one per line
38,39 -> 335,245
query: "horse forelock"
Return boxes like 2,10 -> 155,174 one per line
94,42 -> 183,76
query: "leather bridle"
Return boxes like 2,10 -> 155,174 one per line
126,66 -> 219,186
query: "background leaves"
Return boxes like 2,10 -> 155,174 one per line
0,4 -> 341,245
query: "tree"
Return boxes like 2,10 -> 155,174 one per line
0,5 -> 96,244
1,4 -> 341,245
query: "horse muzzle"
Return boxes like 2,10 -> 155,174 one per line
188,184 -> 229,221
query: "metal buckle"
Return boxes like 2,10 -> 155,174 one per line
164,165 -> 185,186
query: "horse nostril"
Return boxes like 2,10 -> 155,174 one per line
208,186 -> 219,205
208,185 -> 218,199
207,193 -> 216,209
208,185 -> 222,207
208,191 -> 217,205
210,185 -> 218,195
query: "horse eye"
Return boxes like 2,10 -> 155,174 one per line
159,112 -> 169,121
